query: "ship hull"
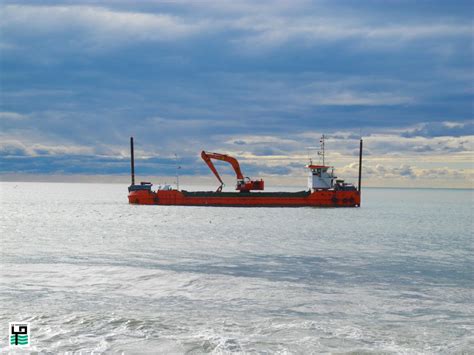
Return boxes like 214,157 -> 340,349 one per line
128,189 -> 360,207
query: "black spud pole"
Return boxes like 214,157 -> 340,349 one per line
358,138 -> 363,195
130,136 -> 135,186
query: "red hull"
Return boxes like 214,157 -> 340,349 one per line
128,189 -> 360,207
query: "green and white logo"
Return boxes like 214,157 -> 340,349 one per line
9,322 -> 30,347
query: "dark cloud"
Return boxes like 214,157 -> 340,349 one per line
331,133 -> 362,140
0,154 -> 184,175
397,165 -> 415,178
0,144 -> 28,156
411,145 -> 434,153
248,146 -> 285,156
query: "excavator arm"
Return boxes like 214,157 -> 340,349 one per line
200,151 -> 264,192
201,151 -> 228,192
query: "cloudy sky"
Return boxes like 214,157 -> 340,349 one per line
0,0 -> 472,188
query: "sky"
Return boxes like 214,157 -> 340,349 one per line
0,0 -> 473,188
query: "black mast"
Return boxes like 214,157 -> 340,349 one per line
130,136 -> 135,186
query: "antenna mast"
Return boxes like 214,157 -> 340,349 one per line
318,134 -> 326,166
175,153 -> 180,190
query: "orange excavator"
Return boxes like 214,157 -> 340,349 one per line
201,151 -> 265,192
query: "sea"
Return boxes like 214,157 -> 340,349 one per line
0,182 -> 472,354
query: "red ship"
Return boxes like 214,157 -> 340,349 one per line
128,136 -> 363,207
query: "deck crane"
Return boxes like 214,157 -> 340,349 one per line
201,151 -> 265,192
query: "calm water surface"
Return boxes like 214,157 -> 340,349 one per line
0,182 -> 473,353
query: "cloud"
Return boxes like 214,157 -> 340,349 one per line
362,134 -> 473,156
0,111 -> 28,120
233,17 -> 472,52
330,132 -> 363,140
0,142 -> 28,156
2,2 -> 472,55
312,92 -> 414,106
401,121 -> 474,138
338,162 -> 473,182
0,139 -> 95,157
1,127 -> 472,188
1,4 -> 207,52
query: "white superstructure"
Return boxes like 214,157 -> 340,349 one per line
307,165 -> 336,190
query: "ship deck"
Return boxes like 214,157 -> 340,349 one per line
181,190 -> 311,198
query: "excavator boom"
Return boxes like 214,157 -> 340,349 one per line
201,151 -> 225,191
201,151 -> 264,192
